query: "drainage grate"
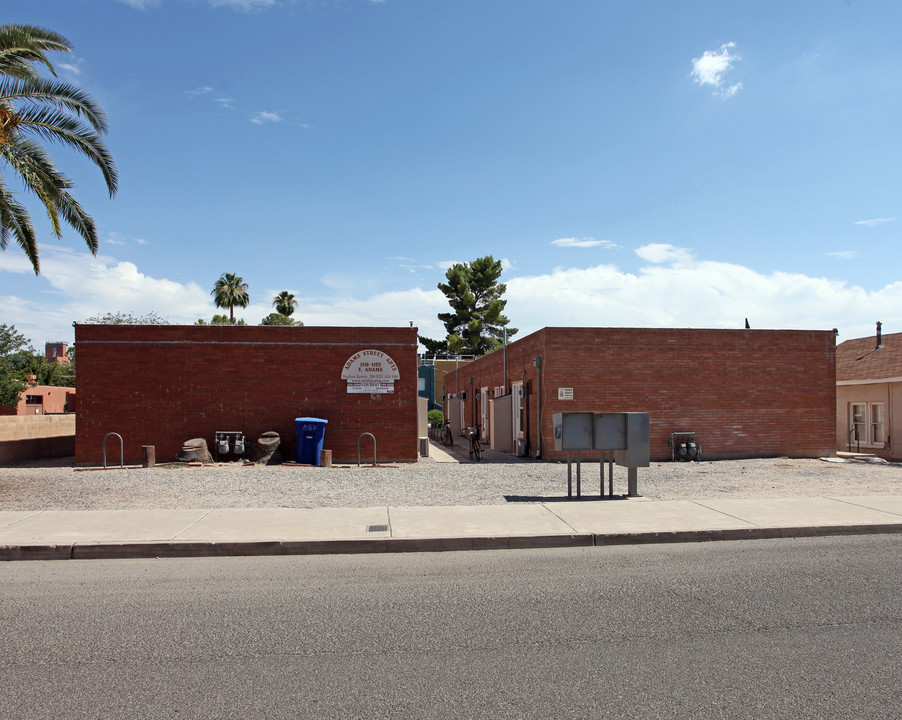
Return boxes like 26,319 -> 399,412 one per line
367,524 -> 389,533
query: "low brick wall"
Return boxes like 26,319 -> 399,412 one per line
0,415 -> 76,464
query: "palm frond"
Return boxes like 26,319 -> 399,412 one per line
54,188 -> 98,253
0,76 -> 110,134
0,181 -> 39,272
0,25 -> 70,81
0,24 -> 116,275
10,103 -> 117,195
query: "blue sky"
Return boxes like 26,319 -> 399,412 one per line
3,0 -> 902,349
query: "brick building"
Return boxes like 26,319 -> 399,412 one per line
75,324 -> 418,465
442,327 -> 836,462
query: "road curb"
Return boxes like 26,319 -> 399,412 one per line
3,522 -> 902,561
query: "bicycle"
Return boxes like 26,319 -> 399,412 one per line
440,420 -> 454,447
465,425 -> 482,462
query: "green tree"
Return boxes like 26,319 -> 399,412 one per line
83,311 -> 168,324
0,323 -> 74,406
272,291 -> 298,317
0,24 -> 118,274
211,272 -> 249,323
0,323 -> 31,405
260,312 -> 303,326
419,255 -> 517,356
0,322 -> 31,356
196,314 -> 245,326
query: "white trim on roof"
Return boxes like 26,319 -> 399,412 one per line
837,377 -> 902,386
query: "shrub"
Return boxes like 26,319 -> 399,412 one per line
428,409 -> 444,426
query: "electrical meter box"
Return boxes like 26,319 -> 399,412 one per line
552,412 -> 595,451
613,412 -> 650,468
594,413 -> 628,450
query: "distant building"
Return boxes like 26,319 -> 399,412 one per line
45,341 -> 70,366
418,355 -> 475,412
0,375 -> 76,416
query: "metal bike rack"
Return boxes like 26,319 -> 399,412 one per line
103,432 -> 124,468
357,432 -> 376,467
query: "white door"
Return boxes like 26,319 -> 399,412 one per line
480,387 -> 489,441
512,382 -> 524,451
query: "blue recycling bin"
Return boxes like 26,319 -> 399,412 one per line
295,417 -> 328,465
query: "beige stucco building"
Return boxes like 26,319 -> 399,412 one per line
836,323 -> 902,460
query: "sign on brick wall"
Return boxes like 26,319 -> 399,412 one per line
341,349 -> 400,394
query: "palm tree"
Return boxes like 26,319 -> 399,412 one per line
211,272 -> 249,323
0,24 -> 118,275
272,290 -> 298,317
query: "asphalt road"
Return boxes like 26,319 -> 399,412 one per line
3,536 -> 901,719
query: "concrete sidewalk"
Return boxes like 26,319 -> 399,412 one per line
3,495 -> 902,561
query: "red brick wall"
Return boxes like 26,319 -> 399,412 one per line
75,325 -> 419,465
444,327 -> 837,461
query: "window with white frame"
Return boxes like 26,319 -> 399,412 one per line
850,402 -> 885,447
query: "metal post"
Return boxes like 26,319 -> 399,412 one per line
567,451 -> 572,497
357,432 -> 377,467
502,327 -> 507,392
576,450 -> 581,498
608,456 -> 614,496
534,355 -> 543,459
628,467 -> 638,497
600,450 -> 605,497
103,432 -> 123,468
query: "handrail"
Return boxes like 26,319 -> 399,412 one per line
103,432 -> 123,468
849,426 -> 860,453
357,432 -> 376,467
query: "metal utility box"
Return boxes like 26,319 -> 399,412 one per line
553,412 -> 595,451
613,412 -> 650,468
594,413 -> 627,450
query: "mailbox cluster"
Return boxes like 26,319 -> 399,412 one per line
552,412 -> 651,497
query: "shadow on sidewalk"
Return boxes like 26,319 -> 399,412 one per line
504,494 -> 631,503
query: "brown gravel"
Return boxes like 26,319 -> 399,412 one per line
1,449 -> 900,511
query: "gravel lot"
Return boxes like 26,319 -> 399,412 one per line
1,441 -> 901,511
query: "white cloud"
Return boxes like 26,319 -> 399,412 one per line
58,59 -> 86,76
855,217 -> 896,226
0,247 -> 212,344
828,250 -> 857,259
104,231 -> 148,247
119,0 -> 280,9
251,111 -> 283,125
185,86 -> 215,98
634,243 -> 693,265
503,254 -> 893,341
115,0 -> 161,8
691,42 -> 743,98
6,244 -> 901,350
435,259 -> 463,271
552,237 -> 617,249
209,0 -> 278,10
